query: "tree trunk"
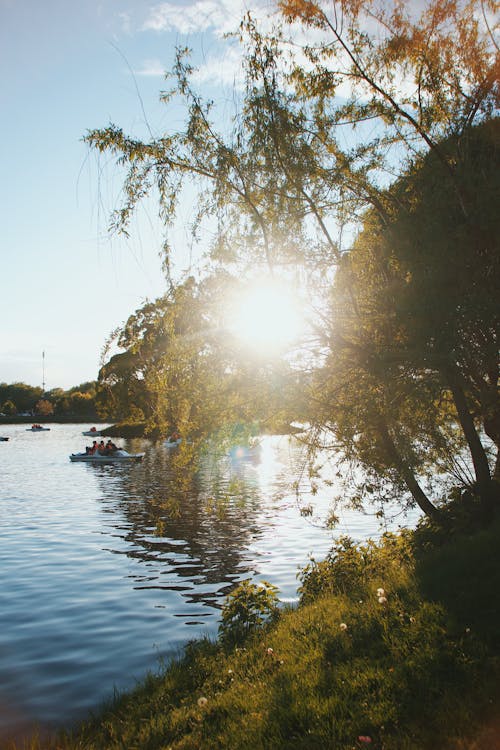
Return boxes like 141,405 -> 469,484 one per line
444,364 -> 493,505
484,411 -> 500,481
377,418 -> 441,519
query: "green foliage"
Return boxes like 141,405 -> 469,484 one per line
298,532 -> 414,605
0,382 -> 42,413
0,382 -> 98,418
1,399 -> 17,415
218,579 -> 280,646
85,0 -> 499,521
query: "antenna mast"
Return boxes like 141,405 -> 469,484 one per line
42,350 -> 45,392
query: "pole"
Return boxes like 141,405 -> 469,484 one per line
42,350 -> 45,392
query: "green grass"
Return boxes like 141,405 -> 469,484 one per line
11,513 -> 500,750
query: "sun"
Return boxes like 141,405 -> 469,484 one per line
229,279 -> 305,352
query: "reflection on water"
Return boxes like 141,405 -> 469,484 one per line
0,425 -> 419,744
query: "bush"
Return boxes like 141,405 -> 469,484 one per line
218,580 -> 280,646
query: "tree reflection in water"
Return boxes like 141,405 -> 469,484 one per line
90,436 -> 313,616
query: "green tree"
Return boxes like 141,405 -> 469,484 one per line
1,400 -> 17,415
0,383 -> 42,413
85,0 -> 499,518
97,274 -> 298,440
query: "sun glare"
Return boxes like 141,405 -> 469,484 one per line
229,280 -> 305,352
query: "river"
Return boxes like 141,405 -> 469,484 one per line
0,423 -> 419,743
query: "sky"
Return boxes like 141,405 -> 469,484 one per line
0,0 -> 273,390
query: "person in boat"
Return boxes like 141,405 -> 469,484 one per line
90,427 -> 97,432
90,440 -> 98,454
98,440 -> 106,455
105,440 -> 118,454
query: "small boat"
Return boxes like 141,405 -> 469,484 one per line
82,428 -> 101,436
69,449 -> 145,463
27,424 -> 50,432
0,436 -> 9,442
164,437 -> 182,448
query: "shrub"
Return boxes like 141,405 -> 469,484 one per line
218,580 -> 280,646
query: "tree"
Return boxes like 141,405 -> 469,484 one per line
97,274 -> 298,440
86,0 -> 499,518
1,400 -> 17,416
35,399 -> 54,417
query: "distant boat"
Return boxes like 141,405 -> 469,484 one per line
27,424 -> 50,432
164,437 -> 182,448
82,428 -> 101,436
0,436 -> 9,442
69,450 -> 144,463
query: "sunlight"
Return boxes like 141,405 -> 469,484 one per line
229,279 -> 305,353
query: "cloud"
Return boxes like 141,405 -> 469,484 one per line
142,0 -> 269,36
134,58 -> 167,77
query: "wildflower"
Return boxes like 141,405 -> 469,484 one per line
409,616 -> 415,623
376,588 -> 385,597
358,736 -> 372,744
227,669 -> 233,674
267,647 -> 274,655
465,627 -> 471,633
197,697 -> 208,708
339,622 -> 348,631
378,596 -> 388,604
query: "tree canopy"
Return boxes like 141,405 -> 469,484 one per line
86,0 -> 499,520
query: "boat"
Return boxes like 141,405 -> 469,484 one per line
27,424 -> 50,431
69,449 -> 145,463
0,436 -> 9,441
82,428 -> 101,436
164,437 -> 182,448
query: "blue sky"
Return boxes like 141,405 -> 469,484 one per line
0,0 -> 271,390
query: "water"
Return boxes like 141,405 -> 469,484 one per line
0,424 -> 419,743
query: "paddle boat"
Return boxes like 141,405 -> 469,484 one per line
70,449 -> 144,463
164,431 -> 182,447
27,424 -> 50,431
164,437 -> 182,448
82,427 -> 101,436
0,436 -> 9,441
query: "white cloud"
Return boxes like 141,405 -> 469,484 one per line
134,58 -> 167,77
191,44 -> 245,87
142,0 -> 270,36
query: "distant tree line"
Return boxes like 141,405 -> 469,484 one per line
0,381 -> 100,418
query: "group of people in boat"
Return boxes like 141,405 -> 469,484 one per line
31,424 -> 44,429
85,439 -> 119,455
166,431 -> 181,443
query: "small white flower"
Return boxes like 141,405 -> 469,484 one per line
267,647 -> 274,655
227,669 -> 233,674
376,588 -> 385,597
378,596 -> 388,604
197,696 -> 208,708
339,622 -> 348,631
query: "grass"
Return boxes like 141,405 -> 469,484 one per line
11,510 -> 500,750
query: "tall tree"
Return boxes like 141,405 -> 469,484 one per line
86,0 -> 499,517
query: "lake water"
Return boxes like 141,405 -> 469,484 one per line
0,424 -> 419,743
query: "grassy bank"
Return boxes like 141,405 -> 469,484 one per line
14,510 -> 500,750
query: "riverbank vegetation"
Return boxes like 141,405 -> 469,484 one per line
20,504 -> 500,750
